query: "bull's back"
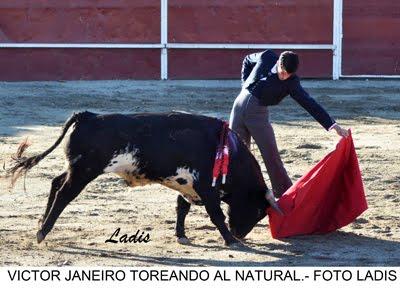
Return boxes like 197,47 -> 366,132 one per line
64,111 -> 265,204
66,112 -> 221,177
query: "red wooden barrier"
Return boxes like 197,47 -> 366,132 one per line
343,0 -> 400,75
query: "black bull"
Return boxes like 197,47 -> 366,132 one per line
7,111 -> 281,247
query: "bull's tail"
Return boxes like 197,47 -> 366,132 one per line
5,111 -> 95,188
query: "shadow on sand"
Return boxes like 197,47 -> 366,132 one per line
49,231 -> 400,266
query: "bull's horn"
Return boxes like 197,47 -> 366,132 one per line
265,190 -> 284,216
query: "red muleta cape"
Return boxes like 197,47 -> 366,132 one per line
267,132 -> 368,238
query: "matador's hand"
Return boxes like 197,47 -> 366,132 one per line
333,124 -> 349,138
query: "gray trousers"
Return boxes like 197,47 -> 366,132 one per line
229,89 -> 292,197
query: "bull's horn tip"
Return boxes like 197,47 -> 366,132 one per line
273,204 -> 285,216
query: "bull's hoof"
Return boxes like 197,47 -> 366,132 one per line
177,237 -> 190,245
37,230 -> 45,244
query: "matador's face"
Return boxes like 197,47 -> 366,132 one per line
277,58 -> 293,81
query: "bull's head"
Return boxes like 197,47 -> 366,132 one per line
228,189 -> 283,239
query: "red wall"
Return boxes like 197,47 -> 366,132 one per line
0,1 -> 397,80
342,0 -> 400,75
168,0 -> 333,79
0,1 -> 160,42
0,1 -> 161,80
0,49 -> 160,81
169,49 -> 332,79
168,0 -> 332,44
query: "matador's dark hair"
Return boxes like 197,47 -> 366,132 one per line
280,51 -> 299,74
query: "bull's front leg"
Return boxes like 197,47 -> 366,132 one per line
175,195 -> 191,244
200,191 -> 239,246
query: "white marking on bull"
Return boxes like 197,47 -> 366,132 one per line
104,150 -> 201,203
162,167 -> 201,204
103,146 -> 140,174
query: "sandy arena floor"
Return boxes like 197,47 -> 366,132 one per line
0,80 -> 399,266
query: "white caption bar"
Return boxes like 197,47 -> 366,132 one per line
1,267 -> 399,288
